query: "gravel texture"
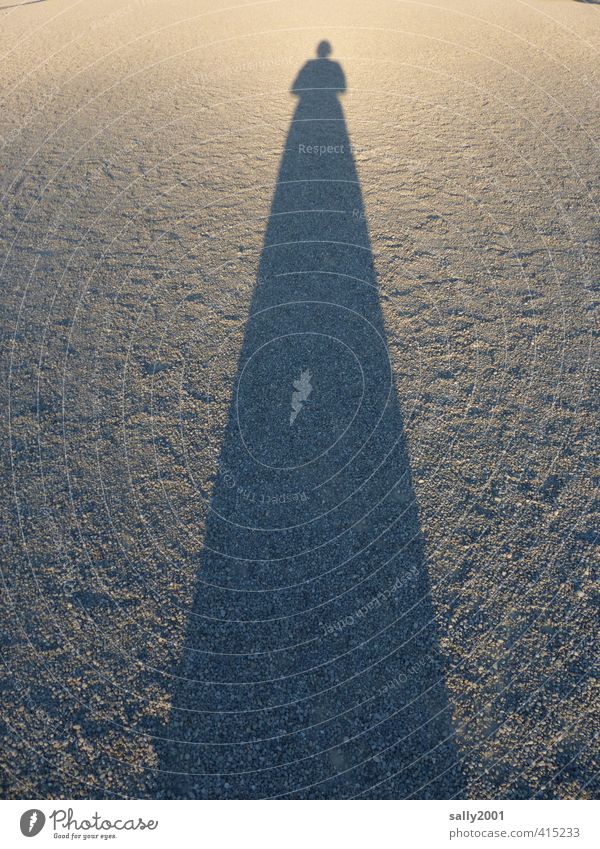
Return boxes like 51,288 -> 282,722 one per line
1,0 -> 598,799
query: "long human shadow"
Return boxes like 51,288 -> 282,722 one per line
157,43 -> 464,799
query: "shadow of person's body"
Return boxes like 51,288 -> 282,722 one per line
157,42 -> 464,799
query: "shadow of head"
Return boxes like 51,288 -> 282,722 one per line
317,39 -> 332,58
291,40 -> 346,98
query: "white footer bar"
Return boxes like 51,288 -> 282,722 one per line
1,799 -> 597,849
